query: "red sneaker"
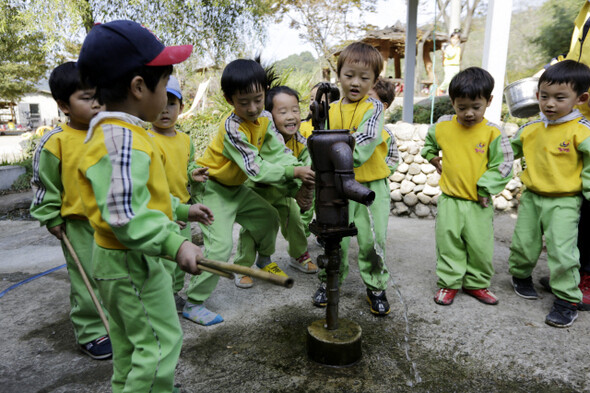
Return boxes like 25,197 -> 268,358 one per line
579,273 -> 590,311
434,288 -> 458,305
462,288 -> 499,305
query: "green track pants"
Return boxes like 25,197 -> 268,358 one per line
62,219 -> 108,344
186,180 -> 279,303
508,190 -> 582,303
434,194 -> 495,289
319,179 -> 390,291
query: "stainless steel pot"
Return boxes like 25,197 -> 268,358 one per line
503,77 -> 539,118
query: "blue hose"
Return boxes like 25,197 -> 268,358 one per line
0,264 -> 66,299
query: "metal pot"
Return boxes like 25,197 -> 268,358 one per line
503,77 -> 539,118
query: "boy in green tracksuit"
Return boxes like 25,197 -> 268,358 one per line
421,67 -> 513,307
232,86 -> 319,289
311,42 -> 392,315
148,75 -> 201,312
509,60 -> 590,328
30,62 -> 111,360
77,20 -> 213,393
184,59 -> 315,325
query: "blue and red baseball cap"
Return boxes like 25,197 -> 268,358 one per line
78,20 -> 192,86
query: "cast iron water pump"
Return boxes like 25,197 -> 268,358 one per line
306,83 -> 375,366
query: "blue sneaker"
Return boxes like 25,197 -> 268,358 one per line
80,335 -> 112,360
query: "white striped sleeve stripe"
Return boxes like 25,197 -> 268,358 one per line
225,113 -> 260,177
31,126 -> 63,206
354,98 -> 383,145
103,124 -> 135,227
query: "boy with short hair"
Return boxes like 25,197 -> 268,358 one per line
76,20 -> 213,392
509,60 -> 590,328
30,61 -> 111,360
184,59 -> 314,324
421,67 -> 513,307
148,75 -> 198,312
311,42 -> 392,315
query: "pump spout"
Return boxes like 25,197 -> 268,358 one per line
328,141 -> 375,206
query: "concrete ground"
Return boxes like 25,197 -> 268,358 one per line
1,193 -> 589,393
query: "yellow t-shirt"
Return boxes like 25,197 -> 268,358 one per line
148,130 -> 191,203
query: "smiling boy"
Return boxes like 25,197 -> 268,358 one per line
508,60 -> 590,328
184,59 -> 314,325
421,67 -> 513,307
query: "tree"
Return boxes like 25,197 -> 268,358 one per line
530,0 -> 583,63
0,2 -> 48,102
16,0 -> 276,67
271,0 -> 377,75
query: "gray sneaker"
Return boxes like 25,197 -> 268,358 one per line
512,276 -> 539,299
546,299 -> 578,328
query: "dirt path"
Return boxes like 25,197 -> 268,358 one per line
1,214 -> 588,392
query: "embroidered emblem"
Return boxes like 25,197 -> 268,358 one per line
558,140 -> 570,153
475,142 -> 486,154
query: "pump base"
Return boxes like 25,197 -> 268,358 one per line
306,319 -> 362,366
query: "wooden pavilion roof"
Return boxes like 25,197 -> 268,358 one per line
360,22 -> 450,58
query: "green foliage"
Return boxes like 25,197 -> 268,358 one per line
387,97 -> 455,125
178,110 -> 224,156
9,157 -> 34,192
387,98 -> 535,127
275,52 -> 320,78
530,0 -> 584,63
17,0 -> 276,67
271,0 -> 377,73
0,2 -> 48,102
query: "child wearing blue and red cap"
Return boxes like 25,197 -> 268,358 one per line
77,20 -> 213,393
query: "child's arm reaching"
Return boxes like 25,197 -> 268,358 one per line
175,241 -> 203,275
293,166 -> 315,187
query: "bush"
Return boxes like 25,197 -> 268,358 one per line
387,96 -> 455,124
177,110 -> 225,156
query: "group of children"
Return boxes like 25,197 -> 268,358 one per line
422,60 -> 590,330
28,17 -> 590,393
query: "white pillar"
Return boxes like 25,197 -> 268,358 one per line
402,0 -> 419,123
450,0 -> 461,34
481,0 -> 512,123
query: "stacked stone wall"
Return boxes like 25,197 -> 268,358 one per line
388,121 -> 522,218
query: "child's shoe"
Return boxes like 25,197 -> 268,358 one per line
433,288 -> 458,305
578,272 -> 590,311
545,298 -> 578,328
312,282 -> 327,307
511,276 -> 539,299
260,262 -> 288,277
182,302 -> 223,326
289,251 -> 319,273
80,335 -> 112,360
174,293 -> 186,314
462,288 -> 499,305
234,274 -> 253,289
366,289 -> 390,315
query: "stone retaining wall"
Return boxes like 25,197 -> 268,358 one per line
387,121 -> 522,218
